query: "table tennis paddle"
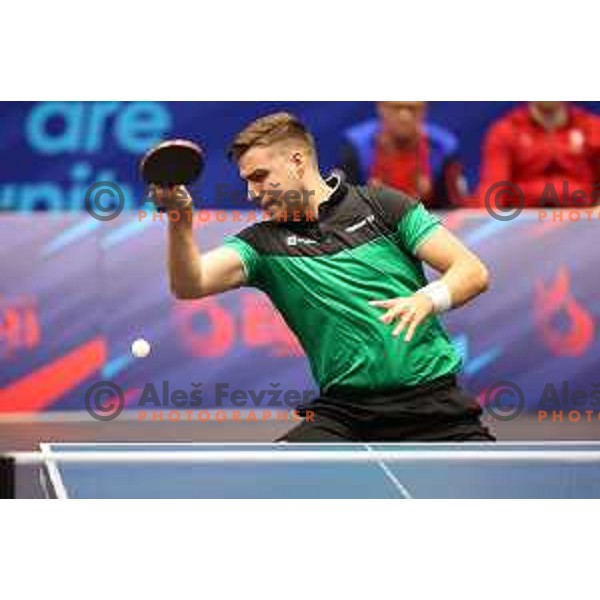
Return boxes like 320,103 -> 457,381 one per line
141,139 -> 204,211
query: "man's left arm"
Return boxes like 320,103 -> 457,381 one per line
370,220 -> 490,341
415,227 -> 490,309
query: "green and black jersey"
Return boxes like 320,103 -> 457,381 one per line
224,176 -> 462,394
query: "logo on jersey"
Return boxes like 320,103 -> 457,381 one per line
287,235 -> 318,247
345,214 -> 375,233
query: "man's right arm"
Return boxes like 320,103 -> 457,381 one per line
154,185 -> 247,300
168,217 -> 247,299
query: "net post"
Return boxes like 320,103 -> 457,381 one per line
0,456 -> 16,499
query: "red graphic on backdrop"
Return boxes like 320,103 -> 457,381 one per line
173,298 -> 236,358
0,337 -> 107,412
241,294 -> 304,357
0,297 -> 41,358
173,292 -> 304,358
534,266 -> 595,357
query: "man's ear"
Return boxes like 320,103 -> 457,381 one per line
289,151 -> 305,178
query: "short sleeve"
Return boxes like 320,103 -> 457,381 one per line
396,203 -> 441,255
366,186 -> 441,255
223,236 -> 262,287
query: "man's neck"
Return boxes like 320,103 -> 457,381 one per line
304,174 -> 335,219
530,104 -> 568,130
380,128 -> 419,151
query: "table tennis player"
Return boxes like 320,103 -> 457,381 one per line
150,112 -> 494,442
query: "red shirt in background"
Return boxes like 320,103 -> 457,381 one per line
477,105 -> 600,208
370,133 -> 432,199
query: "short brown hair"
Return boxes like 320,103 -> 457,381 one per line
228,112 -> 316,162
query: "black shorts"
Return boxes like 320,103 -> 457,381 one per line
278,375 -> 495,443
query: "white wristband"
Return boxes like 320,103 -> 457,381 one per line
419,281 -> 452,314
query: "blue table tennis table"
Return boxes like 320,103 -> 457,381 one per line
39,442 -> 600,499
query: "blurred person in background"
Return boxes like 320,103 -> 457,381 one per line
477,102 -> 600,208
339,101 -> 468,208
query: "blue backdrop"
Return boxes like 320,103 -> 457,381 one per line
0,212 -> 598,417
2,101 -> 600,212
1,102 -> 600,422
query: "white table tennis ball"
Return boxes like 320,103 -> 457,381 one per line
131,337 -> 151,358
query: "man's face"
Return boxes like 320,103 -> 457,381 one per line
377,101 -> 426,142
238,144 -> 307,219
